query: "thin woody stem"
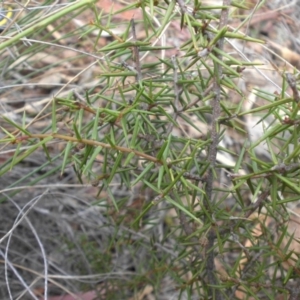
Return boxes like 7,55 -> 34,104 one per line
204,1 -> 230,299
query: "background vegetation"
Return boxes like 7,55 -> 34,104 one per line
1,0 -> 300,299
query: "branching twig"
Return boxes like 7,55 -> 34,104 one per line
286,73 -> 299,103
165,55 -> 181,136
203,1 -> 230,299
131,19 -> 142,83
177,82 -> 214,112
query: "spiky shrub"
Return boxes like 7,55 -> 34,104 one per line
1,0 -> 300,299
